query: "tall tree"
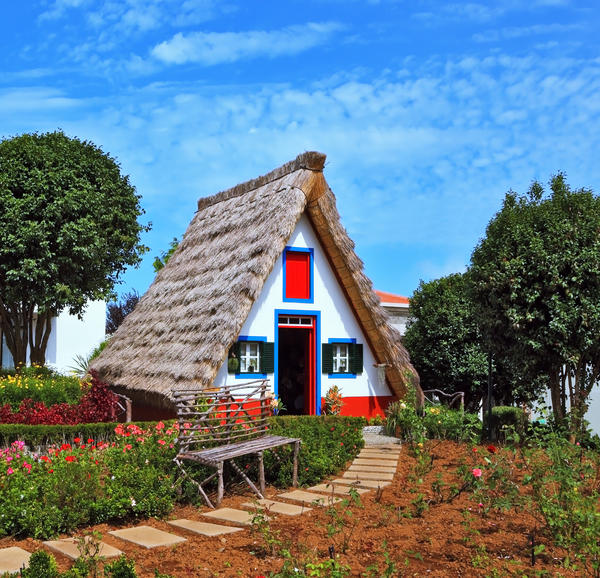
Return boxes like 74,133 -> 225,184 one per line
0,131 -> 148,367
106,290 -> 140,335
470,173 -> 600,437
403,273 -> 488,411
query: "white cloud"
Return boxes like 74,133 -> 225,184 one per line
151,22 -> 344,65
474,22 -> 583,42
39,0 -> 89,21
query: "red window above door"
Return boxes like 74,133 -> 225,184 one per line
283,248 -> 314,302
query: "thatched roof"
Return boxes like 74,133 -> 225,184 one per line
91,151 -> 420,408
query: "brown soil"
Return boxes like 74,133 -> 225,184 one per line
1,441 -> 585,577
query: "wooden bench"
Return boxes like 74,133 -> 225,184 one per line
173,380 -> 301,508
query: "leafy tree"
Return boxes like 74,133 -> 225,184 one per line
470,173 -> 600,437
403,273 -> 488,411
152,237 -> 179,273
0,131 -> 148,367
106,290 -> 140,334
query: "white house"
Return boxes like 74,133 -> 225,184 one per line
92,152 -> 420,420
0,301 -> 106,374
374,290 -> 410,336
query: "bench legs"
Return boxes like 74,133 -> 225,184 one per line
292,441 -> 300,487
217,462 -> 224,506
258,451 -> 265,495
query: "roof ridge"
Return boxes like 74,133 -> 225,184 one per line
197,151 -> 326,212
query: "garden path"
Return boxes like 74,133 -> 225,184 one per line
0,432 -> 401,574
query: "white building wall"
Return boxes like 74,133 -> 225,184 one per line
1,301 -> 106,374
213,215 -> 393,407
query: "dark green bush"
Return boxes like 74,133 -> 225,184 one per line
490,406 -> 527,441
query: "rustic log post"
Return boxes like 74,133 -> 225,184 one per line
258,451 -> 265,494
293,441 -> 300,487
217,462 -> 224,506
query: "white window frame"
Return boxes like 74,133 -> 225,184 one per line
332,343 -> 350,373
239,341 -> 260,373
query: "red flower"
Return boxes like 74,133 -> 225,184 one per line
65,455 -> 76,462
87,438 -> 94,444
487,445 -> 497,454
74,437 -> 81,444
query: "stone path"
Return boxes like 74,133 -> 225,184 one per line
0,434 -> 400,573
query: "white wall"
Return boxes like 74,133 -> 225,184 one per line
1,301 -> 106,374
213,215 -> 393,406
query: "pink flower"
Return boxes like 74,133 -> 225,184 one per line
156,421 -> 165,431
6,467 -> 14,475
157,439 -> 166,446
472,468 -> 483,478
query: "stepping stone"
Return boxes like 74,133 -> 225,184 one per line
277,490 -> 342,506
0,547 -> 31,574
308,483 -> 370,496
242,499 -> 311,516
43,537 -> 123,561
360,446 -> 401,453
331,477 -> 391,489
109,526 -> 186,549
358,452 -> 400,460
348,464 -> 397,474
168,519 -> 243,536
202,507 -> 260,526
352,458 -> 398,466
343,470 -> 394,481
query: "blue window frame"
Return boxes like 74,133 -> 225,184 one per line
229,335 -> 271,379
323,338 -> 361,378
282,246 -> 314,303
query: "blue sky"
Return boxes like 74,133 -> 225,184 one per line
2,0 -> 600,300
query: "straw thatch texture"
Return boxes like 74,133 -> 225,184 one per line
91,151 -> 419,408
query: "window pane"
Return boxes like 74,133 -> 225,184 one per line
332,343 -> 349,373
240,342 -> 260,373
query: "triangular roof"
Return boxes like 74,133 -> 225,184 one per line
92,152 -> 420,408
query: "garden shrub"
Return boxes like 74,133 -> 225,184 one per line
385,399 -> 481,443
0,423 -> 180,538
264,415 -> 365,486
490,406 -> 527,441
0,365 -> 82,410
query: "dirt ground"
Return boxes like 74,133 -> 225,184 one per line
1,441 -> 586,577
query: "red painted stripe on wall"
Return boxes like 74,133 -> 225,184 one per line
321,395 -> 397,419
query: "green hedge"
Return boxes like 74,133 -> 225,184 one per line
265,415 -> 366,486
0,423 -> 124,448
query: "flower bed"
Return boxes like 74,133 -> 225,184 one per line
0,415 -> 364,540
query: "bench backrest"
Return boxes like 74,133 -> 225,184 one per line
174,380 -> 273,453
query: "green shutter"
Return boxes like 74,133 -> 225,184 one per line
227,342 -> 241,374
261,342 -> 275,374
350,343 -> 363,374
322,343 -> 334,373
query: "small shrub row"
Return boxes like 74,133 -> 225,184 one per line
0,373 -> 119,425
8,548 -> 173,577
